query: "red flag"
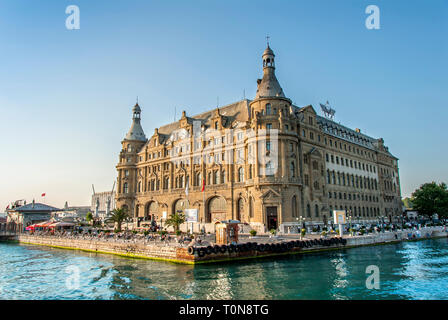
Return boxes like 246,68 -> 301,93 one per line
41,193 -> 46,197
201,179 -> 205,192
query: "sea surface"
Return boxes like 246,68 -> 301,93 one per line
1,238 -> 448,300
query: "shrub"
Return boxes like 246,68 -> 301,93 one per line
301,228 -> 306,237
175,230 -> 181,236
269,229 -> 276,235
249,230 -> 257,236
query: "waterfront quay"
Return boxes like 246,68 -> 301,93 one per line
4,226 -> 447,264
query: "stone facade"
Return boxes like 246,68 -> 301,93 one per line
116,45 -> 402,233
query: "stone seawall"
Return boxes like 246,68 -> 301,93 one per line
12,227 -> 448,265
345,227 -> 447,247
17,235 -> 194,264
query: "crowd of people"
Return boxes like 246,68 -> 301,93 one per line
28,228 -> 209,247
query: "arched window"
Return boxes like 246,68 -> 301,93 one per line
306,204 -> 311,218
292,196 -> 297,217
138,182 -> 141,193
290,162 -> 295,178
213,171 -> 218,184
164,177 -> 169,189
238,167 -> 245,182
315,204 -> 319,217
221,170 -> 226,184
123,182 -> 128,194
249,197 -> 254,218
266,103 -> 271,115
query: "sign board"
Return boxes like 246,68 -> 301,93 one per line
333,210 -> 346,224
185,209 -> 198,223
162,211 -> 167,220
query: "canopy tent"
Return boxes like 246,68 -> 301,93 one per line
49,222 -> 75,228
34,220 -> 55,228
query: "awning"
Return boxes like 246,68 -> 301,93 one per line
49,222 -> 75,227
35,221 -> 54,227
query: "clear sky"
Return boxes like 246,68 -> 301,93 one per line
0,0 -> 447,210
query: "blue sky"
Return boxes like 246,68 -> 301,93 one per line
0,0 -> 447,210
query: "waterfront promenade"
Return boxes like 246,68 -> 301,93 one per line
4,226 -> 447,264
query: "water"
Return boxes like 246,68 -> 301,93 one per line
1,238 -> 448,300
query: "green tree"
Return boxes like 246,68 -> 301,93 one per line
106,207 -> 130,232
165,210 -> 185,233
411,182 -> 448,217
86,211 -> 93,222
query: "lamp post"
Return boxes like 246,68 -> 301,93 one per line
348,213 -> 352,235
298,216 -> 306,239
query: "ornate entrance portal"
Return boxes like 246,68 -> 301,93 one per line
266,206 -> 278,231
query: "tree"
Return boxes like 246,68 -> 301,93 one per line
165,210 -> 185,233
402,197 -> 414,209
411,182 -> 448,218
106,207 -> 130,232
86,211 -> 93,222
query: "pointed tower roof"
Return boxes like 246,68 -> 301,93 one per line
125,102 -> 147,141
255,44 -> 286,99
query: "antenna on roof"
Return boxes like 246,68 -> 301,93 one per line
320,101 -> 336,120
243,89 -> 246,100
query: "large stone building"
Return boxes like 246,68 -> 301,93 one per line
116,45 -> 402,233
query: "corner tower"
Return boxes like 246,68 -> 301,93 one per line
116,102 -> 147,218
249,44 -> 292,125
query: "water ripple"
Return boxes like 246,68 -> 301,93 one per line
1,239 -> 448,299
